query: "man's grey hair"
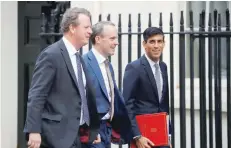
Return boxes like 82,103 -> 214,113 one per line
60,7 -> 91,33
90,21 -> 116,45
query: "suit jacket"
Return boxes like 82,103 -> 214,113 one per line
123,55 -> 171,138
83,50 -> 131,144
23,39 -> 100,148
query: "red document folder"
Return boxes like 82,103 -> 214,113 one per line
130,112 -> 169,148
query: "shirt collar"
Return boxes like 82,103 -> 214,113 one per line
62,36 -> 78,56
145,53 -> 160,67
91,47 -> 107,64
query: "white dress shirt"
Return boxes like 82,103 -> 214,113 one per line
92,48 -> 112,120
62,37 -> 87,125
145,54 -> 163,101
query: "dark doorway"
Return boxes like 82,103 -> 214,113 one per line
17,1 -> 54,147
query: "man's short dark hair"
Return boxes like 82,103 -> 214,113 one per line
143,27 -> 164,42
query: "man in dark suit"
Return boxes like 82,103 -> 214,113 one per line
123,27 -> 171,148
23,7 -> 101,148
83,21 -> 131,148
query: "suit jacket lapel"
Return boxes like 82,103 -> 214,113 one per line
87,50 -> 109,99
58,39 -> 79,90
159,62 -> 167,102
80,52 -> 101,132
141,55 -> 159,99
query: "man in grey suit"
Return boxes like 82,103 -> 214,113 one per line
23,7 -> 101,148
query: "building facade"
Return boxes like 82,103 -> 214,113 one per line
1,1 -> 230,148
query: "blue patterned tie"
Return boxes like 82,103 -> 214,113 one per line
76,52 -> 89,125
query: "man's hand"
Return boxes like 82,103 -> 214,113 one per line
135,136 -> 154,148
92,134 -> 101,144
28,133 -> 41,148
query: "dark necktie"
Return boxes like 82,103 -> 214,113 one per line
76,52 -> 89,125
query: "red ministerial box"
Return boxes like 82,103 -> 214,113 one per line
130,112 -> 169,148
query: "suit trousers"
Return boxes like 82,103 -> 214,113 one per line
89,120 -> 112,148
70,137 -> 88,148
70,124 -> 90,148
40,128 -> 88,148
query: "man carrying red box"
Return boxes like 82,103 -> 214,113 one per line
123,27 -> 171,148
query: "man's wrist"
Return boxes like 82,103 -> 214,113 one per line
133,135 -> 142,140
168,134 -> 171,144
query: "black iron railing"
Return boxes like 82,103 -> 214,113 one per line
39,4 -> 231,148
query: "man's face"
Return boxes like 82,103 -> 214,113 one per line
72,14 -> 92,47
97,25 -> 118,57
143,34 -> 165,62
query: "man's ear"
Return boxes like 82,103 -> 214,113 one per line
163,40 -> 165,48
69,24 -> 76,34
95,36 -> 100,44
142,40 -> 146,46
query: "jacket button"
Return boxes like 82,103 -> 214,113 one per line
79,102 -> 82,105
77,117 -> 80,120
